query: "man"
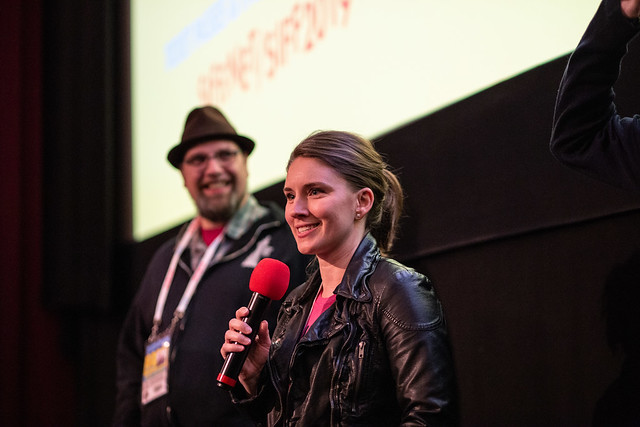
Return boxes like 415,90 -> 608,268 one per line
114,106 -> 309,426
550,0 -> 640,191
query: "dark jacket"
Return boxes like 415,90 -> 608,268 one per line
239,234 -> 458,426
114,198 -> 310,426
550,0 -> 640,191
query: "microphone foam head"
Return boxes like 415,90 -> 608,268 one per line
249,258 -> 291,300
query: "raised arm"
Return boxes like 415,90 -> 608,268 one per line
550,0 -> 640,191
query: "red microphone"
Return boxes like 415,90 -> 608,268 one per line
217,258 -> 290,390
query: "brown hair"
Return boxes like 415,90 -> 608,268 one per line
287,130 -> 403,254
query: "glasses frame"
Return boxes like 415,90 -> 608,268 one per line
182,149 -> 241,168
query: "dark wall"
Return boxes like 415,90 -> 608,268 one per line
4,0 -> 640,425
420,211 -> 640,425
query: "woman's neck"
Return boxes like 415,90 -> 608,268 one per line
316,229 -> 366,297
317,249 -> 354,297
317,264 -> 345,297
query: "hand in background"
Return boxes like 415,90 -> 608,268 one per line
621,0 -> 640,19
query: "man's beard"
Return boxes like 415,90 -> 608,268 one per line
196,191 -> 242,224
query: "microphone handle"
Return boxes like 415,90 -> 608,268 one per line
217,292 -> 271,390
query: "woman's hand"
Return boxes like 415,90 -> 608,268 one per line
220,307 -> 271,396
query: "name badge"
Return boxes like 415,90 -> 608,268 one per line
141,332 -> 171,405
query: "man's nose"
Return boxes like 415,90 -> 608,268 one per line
203,155 -> 225,173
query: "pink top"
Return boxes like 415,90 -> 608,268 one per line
303,292 -> 337,336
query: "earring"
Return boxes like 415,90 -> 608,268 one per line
355,212 -> 361,219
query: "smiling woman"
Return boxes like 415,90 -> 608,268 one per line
221,130 -> 459,426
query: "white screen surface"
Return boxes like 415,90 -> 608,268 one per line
131,0 -> 599,240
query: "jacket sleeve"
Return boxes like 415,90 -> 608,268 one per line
228,367 -> 274,426
113,244 -> 172,426
113,302 -> 146,426
378,266 -> 459,426
549,0 -> 640,191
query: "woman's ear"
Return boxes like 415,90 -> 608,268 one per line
355,187 -> 374,218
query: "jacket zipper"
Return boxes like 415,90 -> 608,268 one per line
352,340 -> 366,413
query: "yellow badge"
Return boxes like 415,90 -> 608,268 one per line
141,333 -> 171,405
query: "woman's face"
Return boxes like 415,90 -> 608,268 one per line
284,157 -> 365,262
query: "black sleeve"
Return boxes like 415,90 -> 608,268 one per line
550,0 -> 640,191
113,243 -> 172,426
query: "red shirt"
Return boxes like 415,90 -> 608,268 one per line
201,227 -> 223,245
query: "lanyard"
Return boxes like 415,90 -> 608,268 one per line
149,217 -> 226,340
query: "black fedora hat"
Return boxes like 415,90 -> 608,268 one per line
167,106 -> 255,168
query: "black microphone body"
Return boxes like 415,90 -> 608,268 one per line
217,292 -> 272,390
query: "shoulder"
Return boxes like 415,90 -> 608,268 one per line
251,201 -> 290,238
155,236 -> 180,257
251,204 -> 298,254
141,236 -> 179,277
369,258 -> 444,330
258,200 -> 285,220
370,257 -> 429,289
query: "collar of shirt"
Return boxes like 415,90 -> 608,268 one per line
188,195 -> 269,269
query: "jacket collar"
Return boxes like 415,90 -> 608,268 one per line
175,196 -> 283,270
333,233 -> 379,303
289,233 -> 381,308
294,234 -> 380,342
224,195 -> 270,240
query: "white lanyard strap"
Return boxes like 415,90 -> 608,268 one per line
150,218 -> 225,337
174,229 -> 224,316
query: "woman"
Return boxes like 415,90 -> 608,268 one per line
221,130 -> 459,426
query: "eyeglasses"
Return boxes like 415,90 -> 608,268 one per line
183,149 -> 240,168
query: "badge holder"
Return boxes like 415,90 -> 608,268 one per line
141,318 -> 178,405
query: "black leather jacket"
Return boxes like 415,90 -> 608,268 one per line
240,234 -> 459,426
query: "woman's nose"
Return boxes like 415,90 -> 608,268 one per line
289,198 -> 308,217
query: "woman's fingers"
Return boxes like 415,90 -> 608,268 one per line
220,307 -> 253,358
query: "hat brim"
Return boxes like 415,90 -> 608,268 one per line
167,133 -> 255,168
